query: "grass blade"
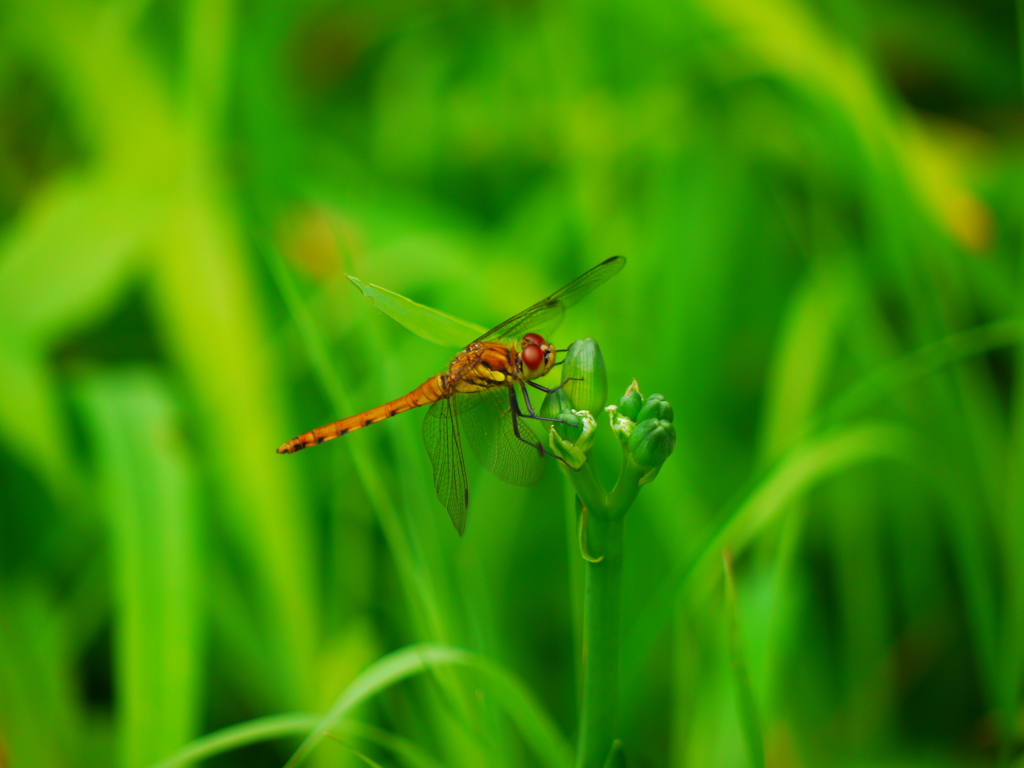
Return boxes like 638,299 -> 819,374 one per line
76,369 -> 203,768
722,552 -> 766,768
624,422 -> 917,696
284,644 -> 572,768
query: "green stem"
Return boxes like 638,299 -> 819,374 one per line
570,457 -> 610,517
576,512 -> 624,768
606,448 -> 646,520
559,433 -> 652,766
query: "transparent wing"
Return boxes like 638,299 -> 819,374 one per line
458,387 -> 545,487
477,256 -> 626,342
422,397 -> 469,536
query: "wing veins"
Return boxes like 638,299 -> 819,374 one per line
475,256 -> 625,342
422,397 -> 469,535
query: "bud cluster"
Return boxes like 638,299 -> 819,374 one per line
606,380 -> 676,484
541,339 -> 676,483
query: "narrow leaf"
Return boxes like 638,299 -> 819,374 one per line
151,715 -> 447,768
284,643 -> 572,768
77,370 -> 203,768
722,552 -> 766,768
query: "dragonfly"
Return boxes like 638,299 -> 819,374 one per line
277,256 -> 626,535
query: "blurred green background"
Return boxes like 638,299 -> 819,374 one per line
1,0 -> 1022,765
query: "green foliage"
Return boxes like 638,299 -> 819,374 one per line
1,0 -> 1022,765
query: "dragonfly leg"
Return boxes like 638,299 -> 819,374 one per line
518,383 -> 569,421
526,379 -> 579,395
510,388 -> 578,469
508,387 -> 547,457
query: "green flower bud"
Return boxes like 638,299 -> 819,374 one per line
574,411 -> 597,455
606,379 -> 643,442
549,409 -> 597,469
561,338 -> 607,414
552,410 -> 583,442
606,404 -> 633,443
617,387 -> 644,422
636,393 -> 673,424
628,417 -> 676,469
637,464 -> 661,486
540,386 -> 573,420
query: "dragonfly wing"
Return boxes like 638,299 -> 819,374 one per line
459,387 -> 545,487
477,256 -> 626,342
478,301 -> 565,345
422,397 -> 469,535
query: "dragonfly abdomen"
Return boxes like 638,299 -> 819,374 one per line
277,376 -> 444,454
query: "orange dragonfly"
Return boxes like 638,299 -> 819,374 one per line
278,256 -> 626,534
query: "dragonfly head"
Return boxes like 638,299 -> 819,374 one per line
520,332 -> 557,380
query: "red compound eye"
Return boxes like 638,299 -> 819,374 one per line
522,344 -> 544,370
523,332 -> 545,346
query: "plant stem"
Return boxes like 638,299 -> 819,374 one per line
559,434 -> 651,765
571,457 -> 610,517
576,511 -> 624,768
606,448 -> 646,519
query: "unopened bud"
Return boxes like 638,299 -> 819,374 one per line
636,393 -> 673,424
617,386 -> 644,422
553,410 -> 583,442
628,417 -> 676,469
540,386 -> 573,420
561,339 -> 607,414
606,404 -> 633,443
549,409 -> 597,469
606,379 -> 643,442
